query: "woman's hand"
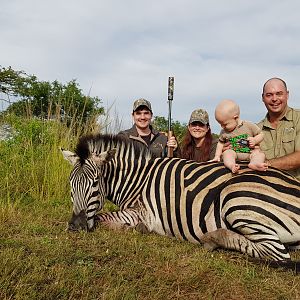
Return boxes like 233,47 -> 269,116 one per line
167,136 -> 178,150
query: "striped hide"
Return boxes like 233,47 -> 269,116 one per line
62,134 -> 300,270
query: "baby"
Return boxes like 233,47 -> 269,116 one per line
211,99 -> 268,173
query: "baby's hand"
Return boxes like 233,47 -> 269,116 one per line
247,137 -> 256,148
222,142 -> 231,152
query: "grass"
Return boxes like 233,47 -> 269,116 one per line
1,114 -> 300,299
1,201 -> 300,300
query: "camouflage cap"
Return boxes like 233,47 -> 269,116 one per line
189,109 -> 209,125
132,98 -> 152,113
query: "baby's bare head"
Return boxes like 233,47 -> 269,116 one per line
215,99 -> 240,123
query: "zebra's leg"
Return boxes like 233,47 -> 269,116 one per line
200,228 -> 291,261
201,228 -> 247,251
95,208 -> 149,232
135,222 -> 151,234
286,241 -> 300,251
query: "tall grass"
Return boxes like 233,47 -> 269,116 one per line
0,97 -> 111,206
0,114 -> 71,206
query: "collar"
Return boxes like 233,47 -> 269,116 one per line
262,106 -> 292,128
129,124 -> 160,138
237,120 -> 244,128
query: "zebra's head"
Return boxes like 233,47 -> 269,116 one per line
61,148 -> 116,231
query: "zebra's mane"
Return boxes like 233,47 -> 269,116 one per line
75,133 -> 153,164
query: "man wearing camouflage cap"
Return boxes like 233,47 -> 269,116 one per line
118,98 -> 178,157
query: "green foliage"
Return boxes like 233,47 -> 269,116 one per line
0,66 -> 104,125
152,116 -> 187,143
0,66 -> 32,97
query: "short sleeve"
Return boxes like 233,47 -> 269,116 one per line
246,121 -> 262,136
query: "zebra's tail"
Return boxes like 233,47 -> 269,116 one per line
249,258 -> 300,274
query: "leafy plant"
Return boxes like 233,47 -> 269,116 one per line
152,116 -> 187,144
0,66 -> 104,126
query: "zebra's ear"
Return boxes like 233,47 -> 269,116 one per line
91,148 -> 116,166
61,148 -> 80,166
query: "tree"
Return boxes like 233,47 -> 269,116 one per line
0,66 -> 32,107
0,66 -> 104,124
152,116 -> 187,144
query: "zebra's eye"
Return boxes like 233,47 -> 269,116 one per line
92,180 -> 99,188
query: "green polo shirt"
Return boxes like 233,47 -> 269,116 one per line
257,106 -> 300,180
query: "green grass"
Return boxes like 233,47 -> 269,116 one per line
1,115 -> 300,300
1,203 -> 300,300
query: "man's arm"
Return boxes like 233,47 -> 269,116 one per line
267,151 -> 300,171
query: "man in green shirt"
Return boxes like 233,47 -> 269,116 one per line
257,77 -> 300,181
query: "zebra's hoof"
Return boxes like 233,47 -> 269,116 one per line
135,223 -> 150,234
203,241 -> 218,251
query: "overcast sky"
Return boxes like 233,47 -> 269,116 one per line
1,0 -> 300,133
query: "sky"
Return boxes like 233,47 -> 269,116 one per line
1,0 -> 300,134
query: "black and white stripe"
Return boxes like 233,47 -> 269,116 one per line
62,134 -> 300,266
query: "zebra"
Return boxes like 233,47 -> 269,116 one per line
62,133 -> 300,270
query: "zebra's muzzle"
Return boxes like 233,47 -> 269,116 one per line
68,210 -> 88,231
